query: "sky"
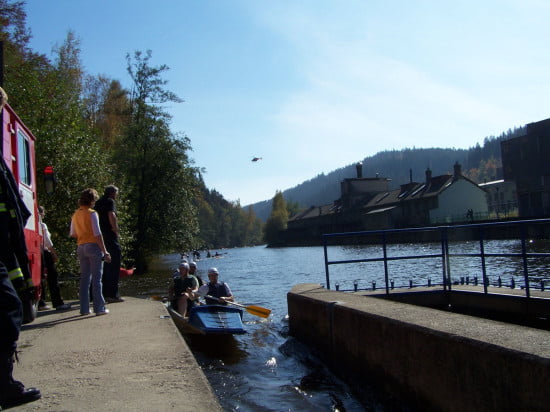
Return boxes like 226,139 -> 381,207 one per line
24,0 -> 550,206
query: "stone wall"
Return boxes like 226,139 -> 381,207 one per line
288,283 -> 550,411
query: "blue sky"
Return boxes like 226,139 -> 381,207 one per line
25,0 -> 550,206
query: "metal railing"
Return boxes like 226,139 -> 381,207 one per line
323,218 -> 550,298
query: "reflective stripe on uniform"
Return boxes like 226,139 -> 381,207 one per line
8,267 -> 24,281
0,201 -> 17,217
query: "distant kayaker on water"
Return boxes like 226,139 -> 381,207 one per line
197,267 -> 234,305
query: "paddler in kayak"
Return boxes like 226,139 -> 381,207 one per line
197,267 -> 234,305
169,262 -> 199,317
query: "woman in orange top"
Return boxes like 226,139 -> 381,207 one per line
70,189 -> 111,316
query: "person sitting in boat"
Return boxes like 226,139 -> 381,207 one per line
197,267 -> 234,305
188,261 -> 204,286
169,262 -> 199,317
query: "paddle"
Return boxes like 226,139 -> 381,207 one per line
195,291 -> 271,318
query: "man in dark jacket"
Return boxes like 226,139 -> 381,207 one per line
94,185 -> 123,303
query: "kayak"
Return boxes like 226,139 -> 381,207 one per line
119,267 -> 135,278
166,304 -> 246,335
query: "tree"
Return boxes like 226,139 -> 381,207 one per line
244,205 -> 263,245
116,50 -> 198,270
2,24 -> 115,273
263,191 -> 288,245
83,76 -> 131,151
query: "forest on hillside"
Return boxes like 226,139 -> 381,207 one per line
252,127 -> 525,221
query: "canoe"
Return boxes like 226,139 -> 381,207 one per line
166,304 -> 246,335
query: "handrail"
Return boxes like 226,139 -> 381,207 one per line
322,218 -> 550,297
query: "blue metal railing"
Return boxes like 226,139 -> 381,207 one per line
322,218 -> 550,297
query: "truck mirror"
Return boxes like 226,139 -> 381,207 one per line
44,165 -> 56,195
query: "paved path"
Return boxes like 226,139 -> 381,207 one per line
10,297 -> 222,411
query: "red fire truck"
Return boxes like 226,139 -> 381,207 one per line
1,102 -> 43,323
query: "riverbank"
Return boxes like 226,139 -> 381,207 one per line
11,297 -> 222,411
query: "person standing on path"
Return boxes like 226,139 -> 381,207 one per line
38,206 -> 70,311
70,188 -> 111,316
94,185 -> 124,303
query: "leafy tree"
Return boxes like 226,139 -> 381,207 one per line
2,24 -> 114,273
245,205 -> 264,245
83,76 -> 131,151
0,4 -> 265,277
264,191 -> 288,245
116,50 -> 198,270
286,200 -> 302,218
0,0 -> 30,51
193,179 -> 264,249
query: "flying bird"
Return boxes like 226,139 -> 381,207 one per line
251,157 -> 262,162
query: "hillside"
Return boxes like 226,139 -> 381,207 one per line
249,126 -> 524,222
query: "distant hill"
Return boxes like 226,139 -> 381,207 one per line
248,126 -> 525,222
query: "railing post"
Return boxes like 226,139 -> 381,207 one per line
440,226 -> 450,291
520,222 -> 531,298
323,236 -> 331,290
479,226 -> 488,294
382,232 -> 389,295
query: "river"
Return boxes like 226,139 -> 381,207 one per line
118,240 -> 550,411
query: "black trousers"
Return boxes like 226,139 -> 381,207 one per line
42,250 -> 64,307
0,260 -> 21,363
102,238 -> 121,298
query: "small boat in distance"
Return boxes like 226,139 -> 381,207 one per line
166,304 -> 246,336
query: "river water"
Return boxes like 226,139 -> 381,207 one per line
119,240 -> 550,411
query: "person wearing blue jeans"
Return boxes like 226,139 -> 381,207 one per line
70,188 -> 111,316
77,243 -> 106,315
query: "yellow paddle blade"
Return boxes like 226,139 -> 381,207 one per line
245,305 -> 271,318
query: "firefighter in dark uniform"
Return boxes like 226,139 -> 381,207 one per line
0,86 -> 41,408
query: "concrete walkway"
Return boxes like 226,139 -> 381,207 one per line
11,297 -> 222,411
